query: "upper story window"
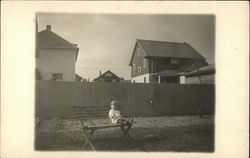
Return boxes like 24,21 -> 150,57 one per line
138,66 -> 142,73
143,58 -> 147,68
51,73 -> 63,81
133,64 -> 136,69
170,58 -> 179,64
136,47 -> 140,56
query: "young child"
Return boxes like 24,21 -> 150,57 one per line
108,100 -> 133,124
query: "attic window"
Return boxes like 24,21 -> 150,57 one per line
51,73 -> 63,81
133,64 -> 136,70
170,58 -> 179,64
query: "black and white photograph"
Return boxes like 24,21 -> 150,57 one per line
1,2 -> 248,158
35,13 -> 215,152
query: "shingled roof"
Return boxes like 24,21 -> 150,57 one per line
180,64 -> 215,76
129,39 -> 205,66
94,70 -> 121,81
139,39 -> 204,58
38,25 -> 78,50
178,59 -> 208,73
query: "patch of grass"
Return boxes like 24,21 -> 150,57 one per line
35,116 -> 214,152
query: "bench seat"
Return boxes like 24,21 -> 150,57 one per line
85,123 -> 122,130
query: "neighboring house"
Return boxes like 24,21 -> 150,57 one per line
179,65 -> 215,84
94,70 -> 121,82
129,39 -> 208,83
36,25 -> 79,81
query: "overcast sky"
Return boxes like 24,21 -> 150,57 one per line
37,13 -> 215,80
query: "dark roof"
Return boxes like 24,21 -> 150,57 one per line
94,70 -> 121,81
180,65 -> 215,76
38,26 -> 78,50
152,69 -> 179,76
178,59 -> 208,73
139,39 -> 204,58
129,39 -> 205,66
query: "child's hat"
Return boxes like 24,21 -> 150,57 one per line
111,100 -> 118,105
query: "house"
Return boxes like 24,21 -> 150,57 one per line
94,70 -> 121,82
129,39 -> 208,84
36,25 -> 79,81
179,65 -> 215,84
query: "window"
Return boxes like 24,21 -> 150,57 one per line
138,67 -> 142,73
144,77 -> 146,83
143,58 -> 147,68
51,73 -> 63,81
170,58 -> 179,64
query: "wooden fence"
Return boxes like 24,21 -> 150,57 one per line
36,81 -> 215,119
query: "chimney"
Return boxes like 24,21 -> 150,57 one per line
46,25 -> 51,31
99,70 -> 102,76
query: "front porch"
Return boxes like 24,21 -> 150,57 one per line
151,69 -> 179,84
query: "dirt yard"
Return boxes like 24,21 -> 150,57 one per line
35,116 -> 214,152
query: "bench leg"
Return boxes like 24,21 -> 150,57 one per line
79,120 -> 96,151
120,124 -> 147,152
120,123 -> 132,141
82,129 -> 96,150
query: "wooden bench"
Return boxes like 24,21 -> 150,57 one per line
72,105 -> 146,151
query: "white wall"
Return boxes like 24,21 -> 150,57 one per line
180,75 -> 186,84
186,74 -> 215,84
131,73 -> 150,83
36,48 -> 77,81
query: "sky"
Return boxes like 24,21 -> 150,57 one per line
37,13 -> 215,81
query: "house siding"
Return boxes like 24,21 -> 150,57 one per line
131,73 -> 150,83
149,58 -> 190,73
131,43 -> 149,78
183,73 -> 215,84
36,48 -> 77,81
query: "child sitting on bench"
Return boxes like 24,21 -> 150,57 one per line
108,100 -> 133,124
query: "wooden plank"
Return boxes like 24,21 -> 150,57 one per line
72,106 -> 110,110
75,116 -> 107,120
72,109 -> 108,112
73,113 -> 108,116
73,112 -> 108,116
85,124 -> 124,130
72,105 -> 111,121
72,110 -> 109,114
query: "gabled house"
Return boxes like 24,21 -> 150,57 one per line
94,70 -> 121,82
36,25 -> 79,81
129,39 -> 208,83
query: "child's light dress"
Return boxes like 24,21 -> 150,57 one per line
109,109 -> 122,124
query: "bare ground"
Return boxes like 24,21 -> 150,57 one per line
35,116 -> 214,152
